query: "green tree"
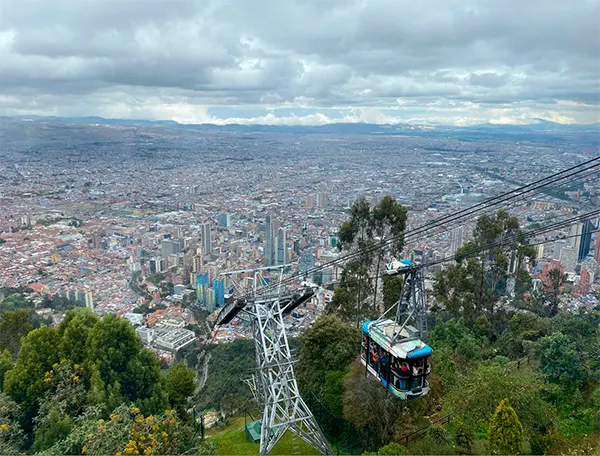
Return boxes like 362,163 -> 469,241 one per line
3,326 -> 60,431
121,348 -> 163,405
538,332 -> 585,387
338,196 -> 408,322
86,314 -> 141,391
296,315 -> 361,398
447,364 -> 555,436
370,196 -> 408,310
496,312 -> 549,359
343,360 -> 409,441
58,308 -> 99,363
32,407 -> 72,452
382,275 -> 403,310
0,309 -> 32,357
327,286 -> 356,322
0,393 -> 24,454
0,350 -> 13,391
338,259 -> 373,325
44,404 -> 215,456
321,370 -> 346,418
487,398 -> 523,455
165,362 -> 195,417
436,210 -> 535,321
545,269 -> 565,317
106,380 -> 124,414
377,442 -> 407,455
453,420 -> 475,451
86,364 -> 106,408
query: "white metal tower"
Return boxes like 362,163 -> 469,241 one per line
215,266 -> 332,456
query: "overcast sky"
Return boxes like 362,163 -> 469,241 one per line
0,0 -> 598,125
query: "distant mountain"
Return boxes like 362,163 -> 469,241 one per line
6,115 -> 599,140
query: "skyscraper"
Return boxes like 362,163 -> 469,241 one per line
559,246 -> 577,273
570,221 -> 594,262
201,223 -> 212,256
161,238 -> 183,256
450,226 -> 463,257
277,228 -> 287,265
579,220 -> 594,262
316,192 -> 329,209
219,212 -> 231,228
265,215 -> 275,266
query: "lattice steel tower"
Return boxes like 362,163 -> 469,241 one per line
214,266 -> 332,456
392,267 -> 428,342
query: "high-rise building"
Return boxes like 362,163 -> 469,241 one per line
569,221 -> 594,262
576,268 -> 591,296
535,244 -> 544,260
84,292 -> 94,310
197,273 -> 209,304
265,215 -> 275,266
219,212 -> 231,228
206,288 -> 216,312
201,223 -> 212,256
553,240 -> 566,260
162,239 -> 183,256
192,254 -> 203,273
450,226 -> 463,257
579,220 -> 594,262
594,227 -> 600,263
316,192 -> 329,209
559,246 -> 577,273
213,279 -> 225,307
149,258 -> 162,274
277,228 -> 287,265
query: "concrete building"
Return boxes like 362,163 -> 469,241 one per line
154,328 -> 196,352
560,246 -> 577,273
201,223 -> 212,256
219,212 -> 231,228
136,326 -> 155,345
84,291 -> 94,310
265,215 -> 275,266
277,227 -> 287,265
450,226 -> 463,257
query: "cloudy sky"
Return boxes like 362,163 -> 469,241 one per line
0,0 -> 598,125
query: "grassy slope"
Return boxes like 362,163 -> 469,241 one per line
207,417 -> 321,455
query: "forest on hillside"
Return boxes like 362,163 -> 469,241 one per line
0,306 -> 213,455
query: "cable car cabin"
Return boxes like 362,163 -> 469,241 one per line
361,319 -> 432,399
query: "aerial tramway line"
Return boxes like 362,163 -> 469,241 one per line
209,157 -> 600,455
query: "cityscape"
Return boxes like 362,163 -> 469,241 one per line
0,0 -> 599,451
0,117 -> 598,358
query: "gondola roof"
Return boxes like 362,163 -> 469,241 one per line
362,319 -> 432,359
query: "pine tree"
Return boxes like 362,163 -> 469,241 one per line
487,398 -> 523,455
86,365 -> 106,408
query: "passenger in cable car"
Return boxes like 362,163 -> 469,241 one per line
371,345 -> 378,371
379,351 -> 389,377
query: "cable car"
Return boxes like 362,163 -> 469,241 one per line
360,267 -> 431,399
361,319 -> 431,399
384,259 -> 413,275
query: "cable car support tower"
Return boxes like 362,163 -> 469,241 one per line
214,265 -> 332,456
377,265 -> 428,343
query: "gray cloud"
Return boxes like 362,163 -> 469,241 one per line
0,0 -> 598,124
